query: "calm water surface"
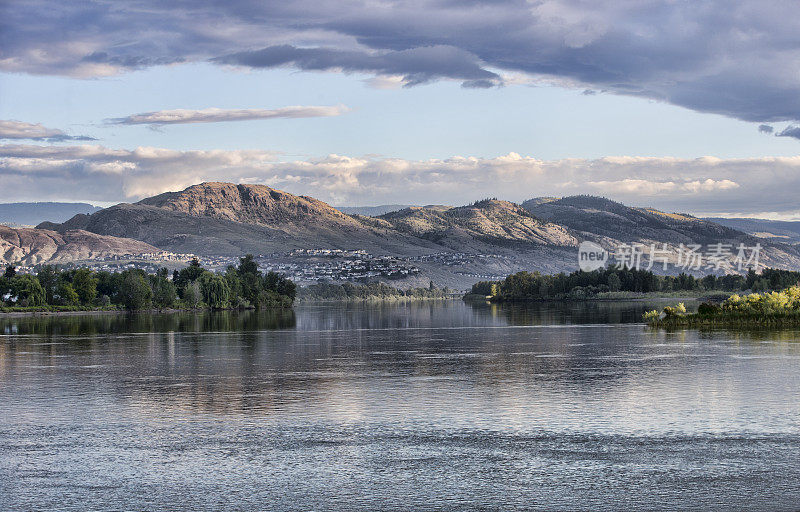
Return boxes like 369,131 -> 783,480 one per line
1,301 -> 799,511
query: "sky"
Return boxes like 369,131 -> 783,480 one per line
1,0 -> 800,218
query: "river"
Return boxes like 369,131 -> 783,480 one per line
2,300 -> 799,511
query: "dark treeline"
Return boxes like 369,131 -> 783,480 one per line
298,281 -> 451,301
0,255 -> 296,311
468,267 -> 800,301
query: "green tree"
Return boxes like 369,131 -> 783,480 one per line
182,281 -> 202,308
276,276 -> 296,301
173,258 -> 206,296
118,270 -> 152,310
237,254 -> 260,277
54,279 -> 79,306
238,255 -> 263,307
36,265 -> 59,304
10,274 -> 46,306
150,269 -> 177,309
3,264 -> 16,279
607,273 -> 622,292
72,268 -> 98,305
224,265 -> 242,304
200,272 -> 231,309
0,276 -> 8,305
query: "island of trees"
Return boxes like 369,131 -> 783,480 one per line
645,286 -> 800,327
297,281 -> 452,301
0,255 -> 295,312
466,267 -> 800,301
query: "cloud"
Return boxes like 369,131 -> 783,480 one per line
4,1 -> 800,122
3,143 -> 800,218
759,124 -> 774,134
213,45 -> 502,88
0,120 -> 96,142
776,125 -> 800,140
107,105 -> 350,126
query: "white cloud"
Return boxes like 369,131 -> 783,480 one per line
107,105 -> 350,126
1,143 -> 799,218
0,120 -> 95,141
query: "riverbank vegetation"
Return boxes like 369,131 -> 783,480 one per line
297,281 -> 452,302
645,286 -> 800,327
466,267 -> 800,302
0,255 -> 295,312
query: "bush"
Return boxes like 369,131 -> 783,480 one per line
663,302 -> 687,317
643,309 -> 660,322
697,302 -> 720,316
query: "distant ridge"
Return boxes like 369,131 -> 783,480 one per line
336,205 -> 413,216
705,217 -> 800,244
0,202 -> 102,227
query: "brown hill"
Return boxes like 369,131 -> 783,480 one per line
378,200 -> 577,247
1,224 -> 160,265
522,195 -> 800,271
139,182 -> 363,229
36,184 -> 800,285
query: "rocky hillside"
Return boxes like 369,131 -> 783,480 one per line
376,200 -> 576,247
139,182 -> 362,229
1,224 -> 159,265
32,185 -> 800,282
40,191 -> 441,258
522,195 -> 800,270
522,195 -> 741,244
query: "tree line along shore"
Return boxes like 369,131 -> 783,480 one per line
465,267 -> 800,302
0,255 -> 295,312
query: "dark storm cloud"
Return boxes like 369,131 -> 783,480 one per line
3,0 -> 800,123
214,45 -> 502,87
776,125 -> 800,140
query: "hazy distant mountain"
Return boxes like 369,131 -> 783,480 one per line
1,224 -> 159,266
522,195 -> 800,271
35,184 -> 800,285
336,205 -> 413,216
705,217 -> 800,244
0,202 -> 102,226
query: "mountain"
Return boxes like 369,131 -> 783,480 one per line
40,183 -> 441,257
522,195 -> 742,243
0,202 -> 102,227
139,182 -> 361,228
35,185 -> 800,286
522,195 -> 800,271
705,217 -> 800,244
375,200 -> 576,248
336,204 -> 413,216
1,224 -> 159,266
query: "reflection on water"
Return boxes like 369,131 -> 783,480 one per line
2,301 -> 800,511
0,308 -> 296,335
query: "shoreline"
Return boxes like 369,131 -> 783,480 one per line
3,295 -> 702,317
0,306 -> 287,318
